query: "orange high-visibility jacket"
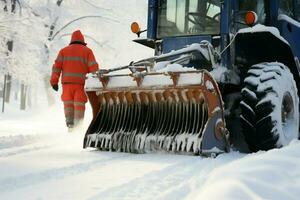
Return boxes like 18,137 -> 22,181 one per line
50,30 -> 99,86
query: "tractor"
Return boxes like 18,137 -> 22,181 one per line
84,0 -> 300,155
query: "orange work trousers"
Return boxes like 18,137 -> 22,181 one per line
61,84 -> 87,126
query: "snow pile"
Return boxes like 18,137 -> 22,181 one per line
238,24 -> 288,44
156,63 -> 196,72
187,141 -> 300,200
153,42 -> 213,72
210,65 -> 227,82
85,73 -> 102,90
0,102 -> 300,199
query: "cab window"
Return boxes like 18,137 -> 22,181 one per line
157,0 -> 221,38
278,0 -> 294,18
295,0 -> 300,21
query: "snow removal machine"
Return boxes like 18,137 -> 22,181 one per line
84,0 -> 300,155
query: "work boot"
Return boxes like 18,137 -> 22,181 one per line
66,122 -> 74,133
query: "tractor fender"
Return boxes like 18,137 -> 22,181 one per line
234,25 -> 300,98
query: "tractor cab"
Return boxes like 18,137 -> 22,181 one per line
156,0 -> 270,38
136,0 -> 272,55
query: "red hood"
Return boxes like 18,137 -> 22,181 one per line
70,30 -> 86,45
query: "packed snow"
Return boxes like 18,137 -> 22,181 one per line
1,106 -> 300,200
1,1 -> 300,200
238,24 -> 289,44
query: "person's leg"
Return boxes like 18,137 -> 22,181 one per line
64,101 -> 74,128
61,84 -> 75,128
74,84 -> 87,127
74,102 -> 85,127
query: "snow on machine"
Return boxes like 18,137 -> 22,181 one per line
84,0 -> 300,155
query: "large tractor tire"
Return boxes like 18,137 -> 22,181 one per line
240,62 -> 299,152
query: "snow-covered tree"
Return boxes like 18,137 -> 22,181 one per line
0,0 -> 47,84
0,0 -> 150,111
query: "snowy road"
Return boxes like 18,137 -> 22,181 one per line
0,107 -> 300,200
2,0 -> 299,199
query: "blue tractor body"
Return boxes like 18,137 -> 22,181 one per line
139,0 -> 300,151
84,0 -> 300,154
145,0 -> 300,67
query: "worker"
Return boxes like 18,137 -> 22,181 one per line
50,30 -> 99,130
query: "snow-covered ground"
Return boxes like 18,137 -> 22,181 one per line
1,1 -> 300,199
1,105 -> 300,200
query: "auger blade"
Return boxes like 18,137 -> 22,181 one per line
84,70 -> 229,156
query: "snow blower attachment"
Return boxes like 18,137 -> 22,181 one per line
83,45 -> 229,156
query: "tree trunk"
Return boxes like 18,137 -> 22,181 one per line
4,74 -> 11,103
4,39 -> 13,103
27,86 -> 32,108
44,0 -> 64,106
2,0 -> 18,103
20,83 -> 27,110
48,0 -> 64,41
2,75 -> 7,113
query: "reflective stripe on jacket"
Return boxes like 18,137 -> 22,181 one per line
50,30 -> 99,85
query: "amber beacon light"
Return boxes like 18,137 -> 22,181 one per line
131,22 -> 140,34
245,11 -> 257,26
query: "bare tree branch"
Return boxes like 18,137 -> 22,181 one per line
83,0 -> 112,11
56,0 -> 63,6
1,0 -> 8,11
59,33 -> 115,50
48,0 -> 64,41
11,0 -> 16,13
50,15 -> 119,41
